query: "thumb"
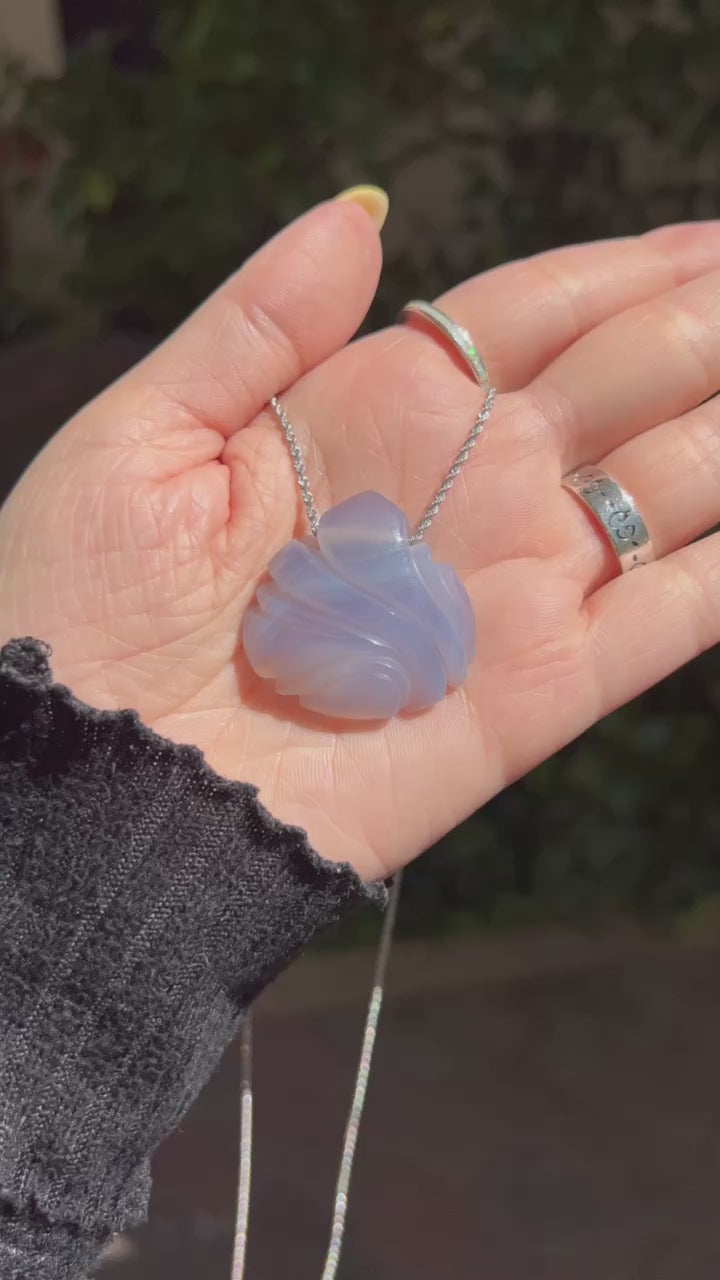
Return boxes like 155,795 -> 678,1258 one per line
84,186 -> 388,456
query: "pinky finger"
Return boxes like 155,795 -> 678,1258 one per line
587,532 -> 720,712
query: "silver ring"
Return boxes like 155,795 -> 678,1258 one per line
399,299 -> 490,389
562,465 -> 653,573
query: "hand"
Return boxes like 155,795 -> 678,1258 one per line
2,196 -> 720,880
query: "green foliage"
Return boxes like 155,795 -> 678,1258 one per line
3,0 -> 720,930
3,0 -> 450,335
7,0 -> 720,335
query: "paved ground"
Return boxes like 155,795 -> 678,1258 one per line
97,930 -> 720,1280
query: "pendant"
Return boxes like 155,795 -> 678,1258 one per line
243,490 -> 475,720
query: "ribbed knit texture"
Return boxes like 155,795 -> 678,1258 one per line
0,638 -> 384,1279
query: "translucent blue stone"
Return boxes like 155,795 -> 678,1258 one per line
242,491 -> 475,719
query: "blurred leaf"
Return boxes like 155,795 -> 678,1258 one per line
80,169 -> 117,214
675,893 -> 720,940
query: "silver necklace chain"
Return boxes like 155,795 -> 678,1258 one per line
269,387 -> 497,545
409,386 -> 496,543
231,379 -> 496,1280
268,395 -> 322,537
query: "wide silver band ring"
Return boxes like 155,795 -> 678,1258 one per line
399,299 -> 491,389
562,465 -> 653,573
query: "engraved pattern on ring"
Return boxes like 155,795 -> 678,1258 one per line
563,466 -> 653,573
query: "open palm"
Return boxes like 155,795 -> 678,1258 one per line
2,198 -> 720,881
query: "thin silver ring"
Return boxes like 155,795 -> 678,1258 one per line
562,464 -> 654,573
399,299 -> 490,388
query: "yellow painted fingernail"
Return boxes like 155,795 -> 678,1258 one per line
335,184 -> 389,231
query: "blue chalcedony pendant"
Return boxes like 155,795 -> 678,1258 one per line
242,490 -> 475,719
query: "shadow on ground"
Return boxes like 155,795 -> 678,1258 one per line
97,932 -> 720,1280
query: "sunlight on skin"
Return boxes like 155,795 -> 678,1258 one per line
2,202 -> 720,880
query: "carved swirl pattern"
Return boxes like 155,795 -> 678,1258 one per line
243,491 -> 476,720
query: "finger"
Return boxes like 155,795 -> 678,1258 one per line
296,224 -> 720,566
561,396 -> 720,592
586,532 -> 720,717
531,262 -> 720,469
433,221 -> 720,394
82,198 -> 384,459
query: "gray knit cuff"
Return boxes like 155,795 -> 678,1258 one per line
0,638 -> 385,1279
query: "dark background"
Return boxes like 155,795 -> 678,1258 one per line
2,4 -> 720,1277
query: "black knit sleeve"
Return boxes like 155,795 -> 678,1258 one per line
0,638 -> 385,1280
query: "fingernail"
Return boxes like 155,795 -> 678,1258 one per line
335,184 -> 389,231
